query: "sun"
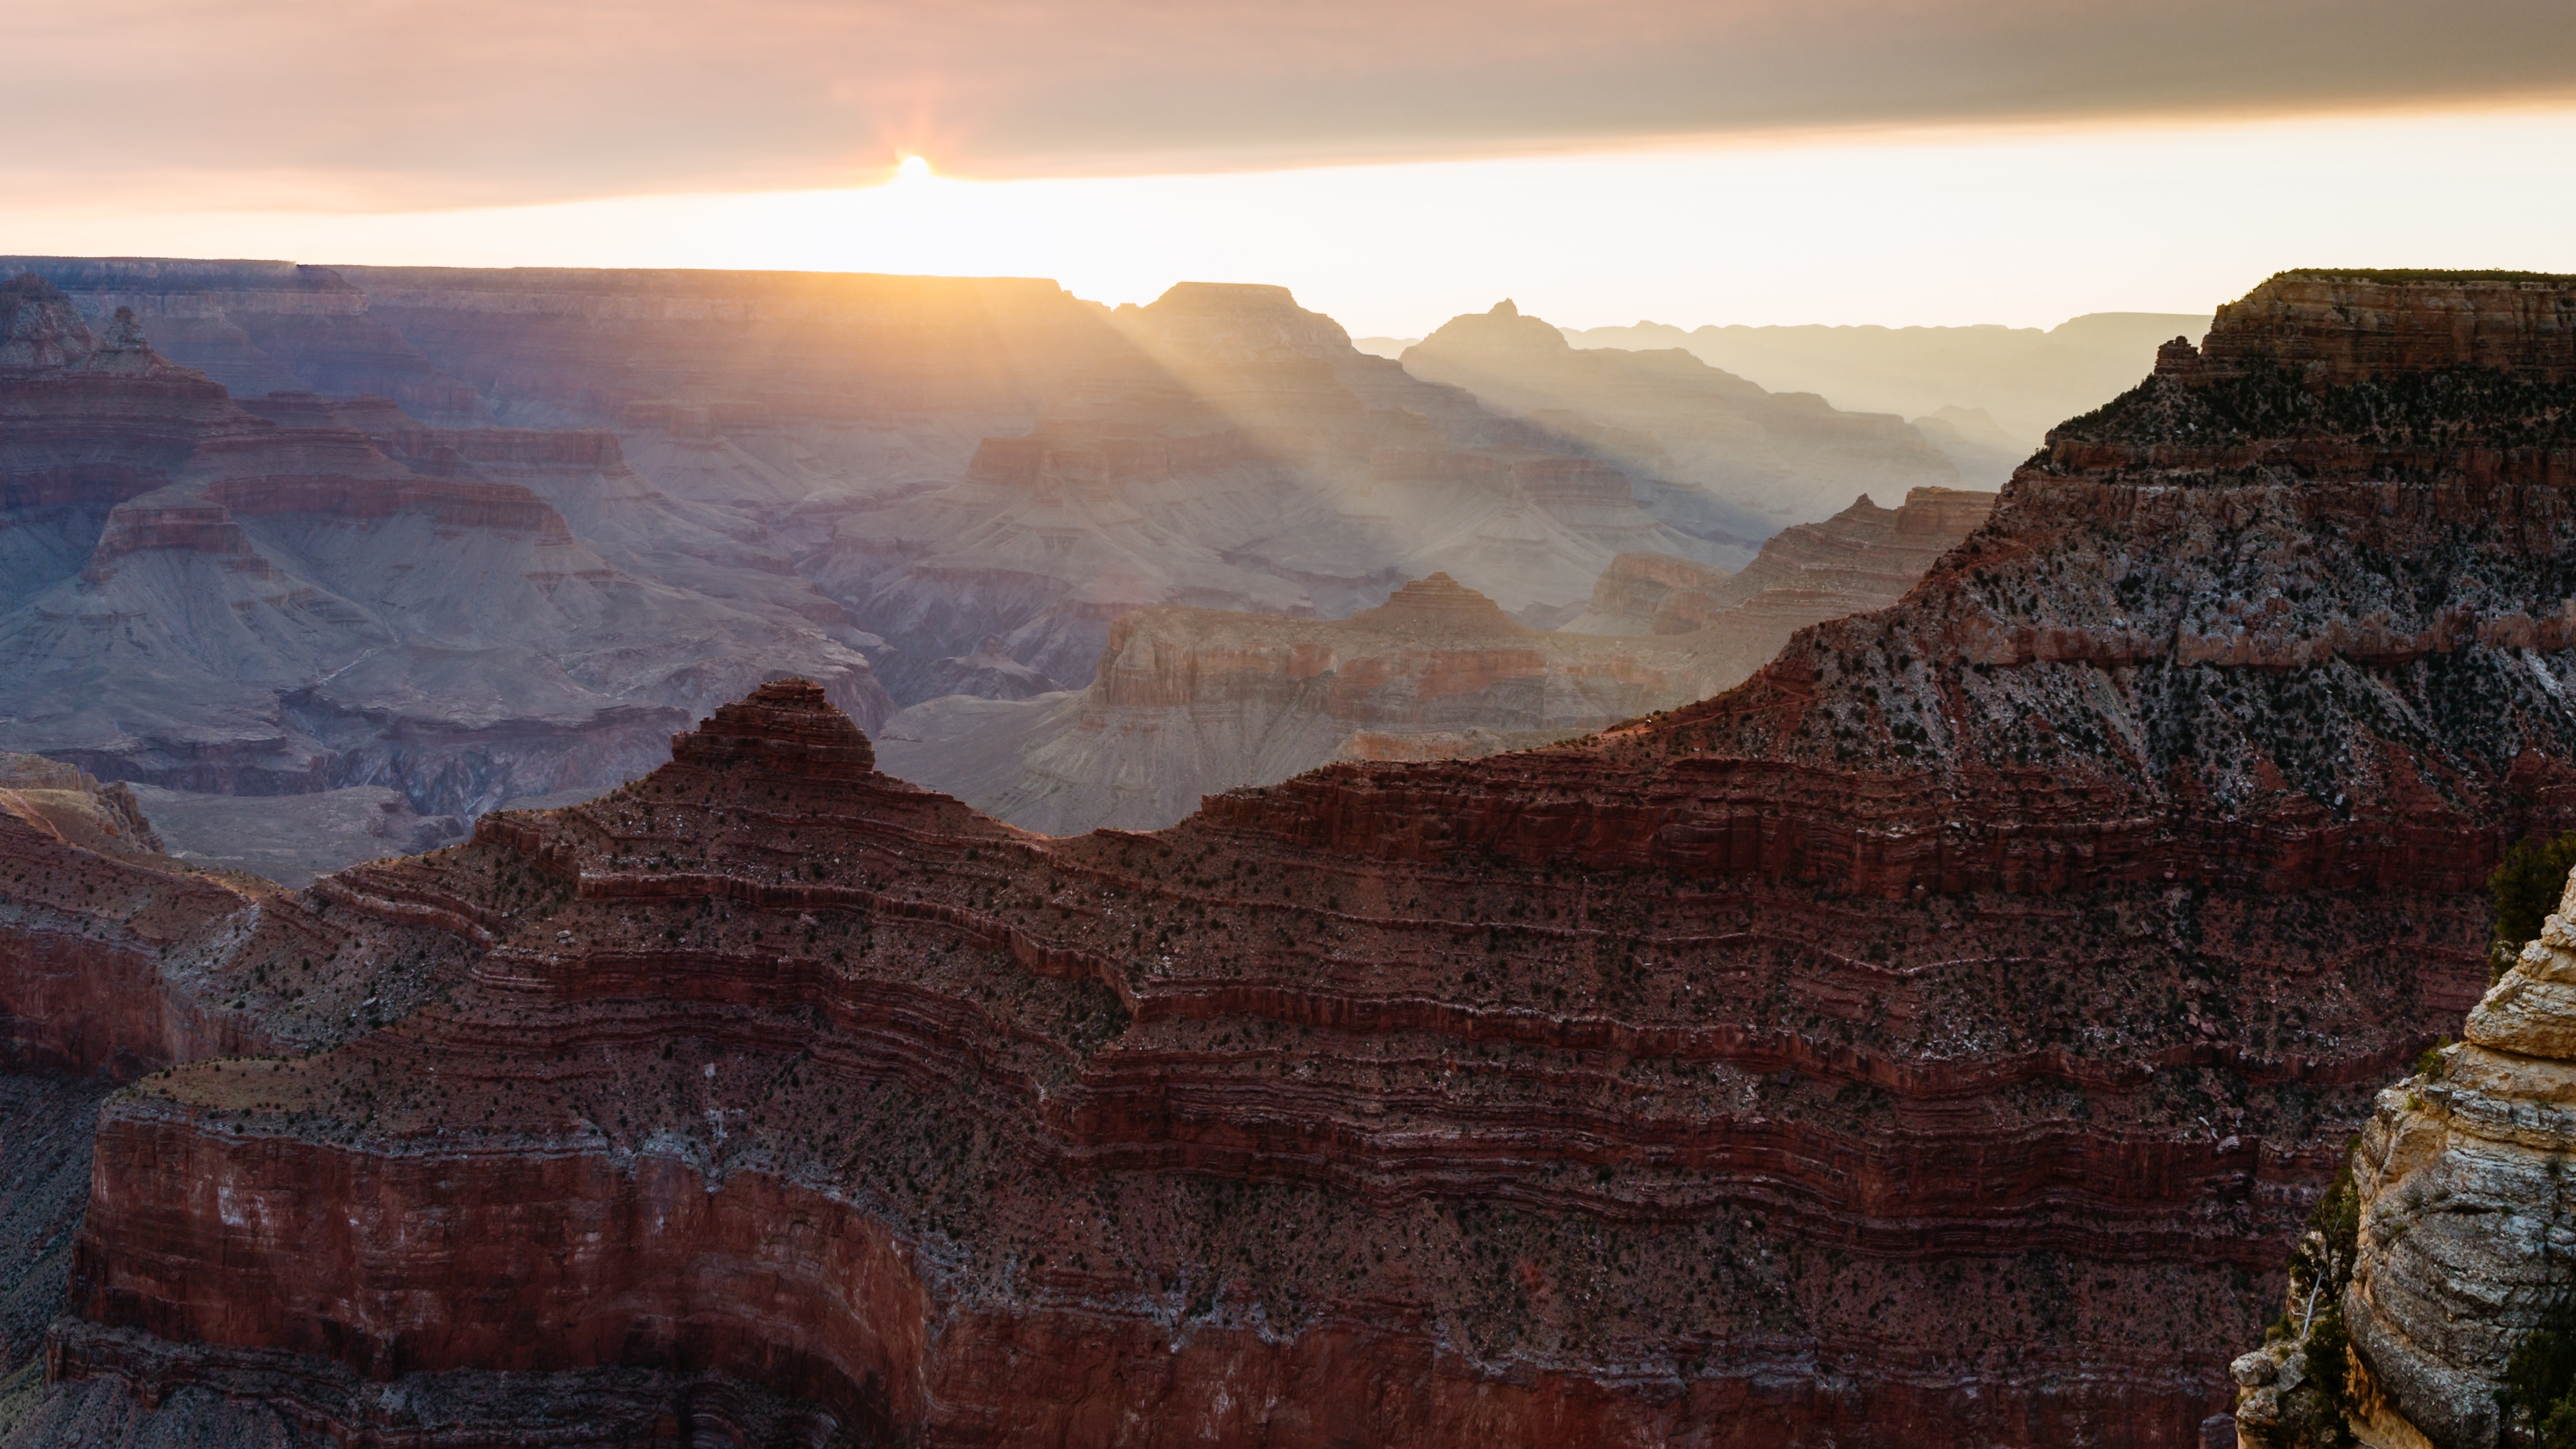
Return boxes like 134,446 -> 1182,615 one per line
896,155 -> 932,181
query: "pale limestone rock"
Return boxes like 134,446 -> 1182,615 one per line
2324,869 -> 2576,1448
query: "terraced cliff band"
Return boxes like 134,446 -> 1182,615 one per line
6,269 -> 2576,1446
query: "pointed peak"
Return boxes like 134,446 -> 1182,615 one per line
1413,299 -> 1572,359
670,677 -> 875,780
1350,572 -> 1530,638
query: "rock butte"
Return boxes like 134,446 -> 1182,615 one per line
1564,486 -> 1996,650
4,270 -> 2576,1446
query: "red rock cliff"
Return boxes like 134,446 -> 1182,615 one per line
22,271 -> 2576,1448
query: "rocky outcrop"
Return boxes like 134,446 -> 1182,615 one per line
2195,270 -> 2576,385
877,573 -> 1745,833
670,677 -> 877,779
2231,859 -> 2576,1449
1405,300 -> 1967,524
1562,550 -> 1733,636
0,755 -> 161,859
1564,486 -> 1994,638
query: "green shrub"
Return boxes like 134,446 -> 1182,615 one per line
2503,1313 -> 2576,1443
2288,1162 -> 2360,1313
2489,831 -> 2576,981
2280,1160 -> 2363,1446
2304,1300 -> 2355,1447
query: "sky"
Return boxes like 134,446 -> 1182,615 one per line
10,0 -> 2574,336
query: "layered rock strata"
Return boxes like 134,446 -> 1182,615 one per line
876,573 -> 1744,833
0,756 -> 160,859
1561,486 -> 1996,646
0,274 -> 888,813
5,679 -> 2318,1447
0,757 -> 479,1436
7,271 -> 2576,1448
2233,861 -> 2576,1449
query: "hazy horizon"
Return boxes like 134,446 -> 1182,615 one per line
9,1 -> 2571,337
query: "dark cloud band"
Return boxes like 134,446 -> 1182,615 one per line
12,0 -> 2570,205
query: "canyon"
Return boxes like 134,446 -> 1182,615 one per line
0,257 -> 2011,857
2,269 -> 2572,1446
4,259 -> 1986,697
875,571 -> 1738,834
881,487 -> 1993,835
0,272 -> 885,818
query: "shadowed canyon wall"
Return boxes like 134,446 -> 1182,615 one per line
6,270 -> 2573,1447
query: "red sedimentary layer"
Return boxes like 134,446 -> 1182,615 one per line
59,708 -> 2385,1444
20,272 -> 2576,1447
203,474 -> 573,539
2195,272 -> 2576,384
1649,486 -> 1997,634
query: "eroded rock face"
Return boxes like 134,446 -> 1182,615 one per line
0,754 -> 162,859
0,758 -> 488,1434
2197,270 -> 2576,385
1561,486 -> 1996,643
0,277 -> 890,815
8,683 -> 2278,1446
12,270 -> 2576,1447
875,572 -> 1745,833
2227,864 -> 2576,1449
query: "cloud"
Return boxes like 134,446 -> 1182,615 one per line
13,0 -> 2573,209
